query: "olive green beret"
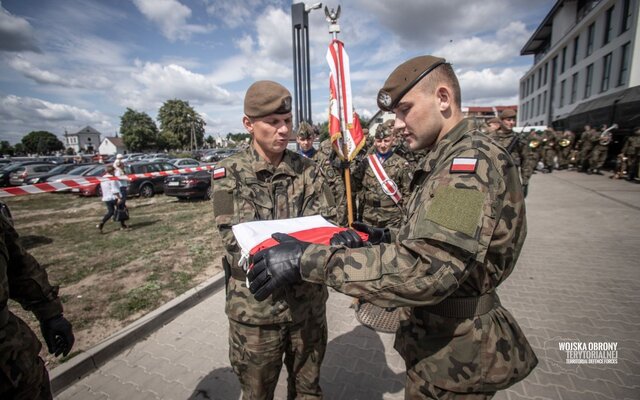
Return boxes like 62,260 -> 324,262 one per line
377,55 -> 447,111
488,117 -> 501,124
244,80 -> 292,118
500,109 -> 517,119
374,120 -> 394,139
296,121 -> 316,139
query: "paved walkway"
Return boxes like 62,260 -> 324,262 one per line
55,170 -> 640,400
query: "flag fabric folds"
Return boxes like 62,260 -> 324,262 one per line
327,39 -> 365,161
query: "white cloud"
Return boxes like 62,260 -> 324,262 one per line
8,56 -> 80,87
0,94 -> 113,142
133,0 -> 213,42
121,61 -> 238,110
203,0 -> 285,29
458,66 -> 529,104
0,3 -> 40,52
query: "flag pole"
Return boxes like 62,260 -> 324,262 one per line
326,6 -> 354,226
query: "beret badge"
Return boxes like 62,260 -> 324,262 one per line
378,91 -> 392,109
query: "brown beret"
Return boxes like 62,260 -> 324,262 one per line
500,109 -> 517,119
488,117 -> 501,124
244,80 -> 292,118
296,121 -> 316,139
377,55 -> 447,111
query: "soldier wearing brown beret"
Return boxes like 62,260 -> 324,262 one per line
212,80 -> 337,399
486,117 -> 501,133
247,56 -> 538,399
489,108 -> 532,195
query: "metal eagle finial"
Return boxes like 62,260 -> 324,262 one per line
324,5 -> 341,24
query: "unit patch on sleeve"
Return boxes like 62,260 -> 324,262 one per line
450,157 -> 478,174
212,167 -> 226,180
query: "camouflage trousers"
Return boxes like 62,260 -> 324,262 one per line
405,369 -> 495,399
589,145 -> 608,170
0,314 -> 52,400
228,316 -> 327,400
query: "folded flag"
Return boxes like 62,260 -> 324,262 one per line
231,215 -> 368,271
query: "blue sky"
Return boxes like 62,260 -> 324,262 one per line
0,0 -> 556,144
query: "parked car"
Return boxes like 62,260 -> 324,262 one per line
0,161 -> 54,187
46,163 -> 101,183
169,158 -> 200,168
9,163 -> 56,186
163,170 -> 212,200
23,163 -> 83,184
201,149 -> 230,163
77,161 -> 177,198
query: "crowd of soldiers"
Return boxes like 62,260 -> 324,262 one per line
483,117 -> 640,183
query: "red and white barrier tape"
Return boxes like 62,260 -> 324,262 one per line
0,165 -> 223,198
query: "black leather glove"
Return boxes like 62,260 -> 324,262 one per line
248,233 -> 309,301
352,221 -> 391,245
40,314 -> 75,357
330,156 -> 350,171
330,229 -> 364,248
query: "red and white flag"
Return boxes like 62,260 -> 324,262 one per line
327,39 -> 365,161
231,215 -> 368,269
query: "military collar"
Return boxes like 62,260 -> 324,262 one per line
416,118 -> 476,175
248,145 -> 297,177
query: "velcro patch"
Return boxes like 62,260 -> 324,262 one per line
450,158 -> 478,173
213,167 -> 226,179
425,186 -> 484,237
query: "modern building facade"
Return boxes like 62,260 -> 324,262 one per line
520,0 -> 639,132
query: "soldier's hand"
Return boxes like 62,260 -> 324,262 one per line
248,233 -> 310,301
330,229 -> 365,248
352,222 -> 391,245
40,314 -> 75,357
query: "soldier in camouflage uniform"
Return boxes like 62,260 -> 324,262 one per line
589,124 -> 611,174
556,130 -> 575,170
489,109 -> 532,195
1,213 -> 74,399
620,127 -> 640,181
248,56 -> 538,399
578,124 -> 597,172
296,123 -> 347,227
540,129 -> 557,173
393,123 -> 429,174
212,81 -> 336,400
352,121 -> 412,228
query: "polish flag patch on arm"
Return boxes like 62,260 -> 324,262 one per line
450,157 -> 478,173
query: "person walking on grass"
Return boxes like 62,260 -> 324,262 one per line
97,165 -> 128,233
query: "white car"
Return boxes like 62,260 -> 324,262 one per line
169,158 -> 201,168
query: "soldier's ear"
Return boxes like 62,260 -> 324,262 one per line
243,115 -> 254,134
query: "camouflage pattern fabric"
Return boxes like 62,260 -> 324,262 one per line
394,138 -> 428,173
352,152 -> 412,228
523,132 -> 542,176
489,127 -> 531,185
557,131 -> 575,169
313,139 -> 348,227
299,118 -> 538,394
589,130 -> 609,170
579,128 -> 598,171
212,145 -> 335,399
621,133 -> 640,179
1,215 -> 61,399
540,130 -> 557,171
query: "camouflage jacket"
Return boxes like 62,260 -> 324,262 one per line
490,128 -> 528,168
352,152 -> 411,228
1,214 -> 63,379
212,146 -> 336,325
299,118 -> 537,392
622,135 -> 640,157
312,140 -> 348,226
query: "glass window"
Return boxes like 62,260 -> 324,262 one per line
561,47 -> 567,73
621,0 -> 632,34
586,23 -> 595,56
542,91 -> 547,112
560,79 -> 566,107
537,68 -> 542,89
536,94 -> 541,116
572,36 -> 580,66
530,98 -> 535,119
543,62 -> 548,85
603,6 -> 614,46
601,52 -> 612,92
618,42 -> 631,86
570,72 -> 578,104
584,63 -> 594,98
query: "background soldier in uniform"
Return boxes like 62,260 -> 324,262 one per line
352,121 -> 411,228
557,130 -> 575,170
1,212 -> 75,400
589,124 -> 611,175
578,124 -> 597,173
212,80 -> 336,399
248,55 -> 537,399
490,109 -> 532,195
483,117 -> 501,134
540,129 -> 557,173
620,127 -> 640,181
